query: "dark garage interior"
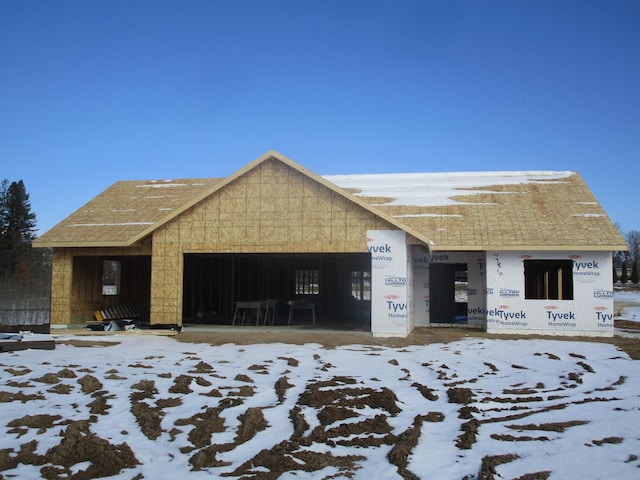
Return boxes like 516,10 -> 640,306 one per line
182,253 -> 371,329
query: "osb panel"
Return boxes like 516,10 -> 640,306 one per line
36,153 -> 625,252
354,174 -> 626,250
155,157 -> 395,255
150,242 -> 183,325
349,177 -> 617,250
50,250 -> 73,325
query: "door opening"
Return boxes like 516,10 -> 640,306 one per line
429,263 -> 468,324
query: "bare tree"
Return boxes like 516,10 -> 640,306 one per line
614,223 -> 628,270
626,230 -> 640,265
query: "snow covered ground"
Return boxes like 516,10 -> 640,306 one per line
614,288 -> 640,339
0,291 -> 639,479
615,289 -> 640,323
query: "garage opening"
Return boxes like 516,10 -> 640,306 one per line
182,253 -> 371,330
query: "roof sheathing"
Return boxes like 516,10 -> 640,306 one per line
252,152 -> 437,249
34,178 -> 223,247
34,152 -> 434,249
325,171 -> 627,251
34,151 -> 627,251
131,151 -> 436,249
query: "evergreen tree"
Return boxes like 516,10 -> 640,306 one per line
613,262 -> 619,283
631,261 -> 639,285
0,179 -> 38,283
0,180 -> 36,250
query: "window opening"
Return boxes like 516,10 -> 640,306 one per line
524,260 -> 573,300
351,271 -> 371,300
454,264 -> 468,323
102,259 -> 120,296
295,267 -> 319,295
454,266 -> 468,304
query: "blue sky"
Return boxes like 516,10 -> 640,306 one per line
1,1 -> 638,235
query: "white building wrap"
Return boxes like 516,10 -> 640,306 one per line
411,249 -> 486,328
486,251 -> 614,337
368,230 -> 409,337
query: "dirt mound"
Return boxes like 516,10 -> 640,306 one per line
169,374 -> 194,394
299,379 -> 400,416
77,374 -> 102,394
388,414 -> 438,480
275,375 -> 293,402
176,407 -> 226,449
447,387 -> 475,405
130,380 -> 162,440
7,414 -> 62,436
227,440 -> 366,479
0,420 -> 139,479
188,407 -> 267,470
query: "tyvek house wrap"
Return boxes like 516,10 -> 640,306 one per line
485,251 -> 614,336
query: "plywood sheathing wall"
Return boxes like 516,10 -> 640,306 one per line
50,245 -> 151,325
149,158 -> 395,325
50,249 -> 73,326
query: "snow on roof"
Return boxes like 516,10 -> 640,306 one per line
323,171 -> 574,207
34,152 -> 625,251
34,177 -> 224,247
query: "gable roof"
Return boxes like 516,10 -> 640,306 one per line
34,151 -> 627,251
325,170 -> 627,251
33,178 -> 224,247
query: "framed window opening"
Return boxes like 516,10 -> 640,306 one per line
102,259 -> 120,296
295,266 -> 320,295
454,265 -> 468,305
351,270 -> 371,301
524,260 -> 573,300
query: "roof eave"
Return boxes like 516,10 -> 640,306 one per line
32,240 -> 135,248
429,244 -> 629,252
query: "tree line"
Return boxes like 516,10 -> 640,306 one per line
614,228 -> 640,285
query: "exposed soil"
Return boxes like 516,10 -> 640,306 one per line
0,420 -> 139,479
174,326 -> 640,359
3,319 -> 638,479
